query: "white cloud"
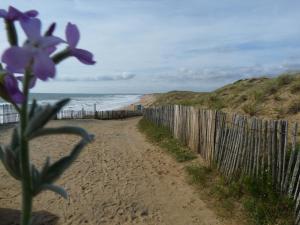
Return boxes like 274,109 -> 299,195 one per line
0,0 -> 300,93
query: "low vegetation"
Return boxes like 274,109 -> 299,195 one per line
140,118 -> 295,225
152,72 -> 300,123
287,98 -> 300,114
138,118 -> 197,162
186,165 -> 295,225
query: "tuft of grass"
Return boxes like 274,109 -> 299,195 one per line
242,103 -> 261,116
287,99 -> 300,114
138,118 -> 197,162
186,164 -> 213,186
253,91 -> 265,102
276,74 -> 295,86
263,80 -> 279,96
290,81 -> 300,94
185,164 -> 295,225
242,176 -> 294,225
186,164 -> 241,216
274,107 -> 285,119
207,94 -> 225,110
273,94 -> 282,102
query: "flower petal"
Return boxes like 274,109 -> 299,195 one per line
66,22 -> 80,48
45,46 -> 57,55
4,74 -> 24,104
0,9 -> 8,18
29,76 -> 37,89
21,18 -> 41,41
33,52 -> 56,80
25,10 -> 38,18
7,6 -> 21,20
0,7 -> 37,21
1,46 -> 32,73
40,36 -> 64,49
71,48 -> 96,65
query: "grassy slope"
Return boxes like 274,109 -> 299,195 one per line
153,72 -> 300,123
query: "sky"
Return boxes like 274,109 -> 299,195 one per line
1,0 -> 300,93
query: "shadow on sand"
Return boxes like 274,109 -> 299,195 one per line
0,208 -> 59,225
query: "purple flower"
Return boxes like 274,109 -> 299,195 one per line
1,18 -> 63,81
66,23 -> 96,65
0,6 -> 37,21
0,67 -> 24,103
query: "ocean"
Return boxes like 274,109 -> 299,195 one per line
0,93 -> 142,111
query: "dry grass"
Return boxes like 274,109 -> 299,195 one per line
152,72 -> 300,124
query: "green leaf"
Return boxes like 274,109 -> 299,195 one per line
31,164 -> 42,195
0,146 -> 3,160
26,98 -> 70,137
41,184 -> 68,199
41,136 -> 92,184
10,127 -> 20,152
29,99 -> 37,119
29,126 -> 93,141
0,146 -> 21,180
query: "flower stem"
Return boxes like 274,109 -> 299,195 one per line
5,19 -> 18,46
20,70 -> 32,225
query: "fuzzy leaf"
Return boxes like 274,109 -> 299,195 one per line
10,127 -> 20,151
26,98 -> 70,136
31,164 -> 42,195
41,136 -> 92,184
0,146 -> 3,160
42,184 -> 68,199
29,126 -> 93,141
0,146 -> 21,180
29,99 -> 37,119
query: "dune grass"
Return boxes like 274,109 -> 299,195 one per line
186,164 -> 295,225
138,118 -> 197,162
139,118 -> 295,224
152,72 -> 300,122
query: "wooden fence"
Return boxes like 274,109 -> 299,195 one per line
0,104 -> 142,125
144,105 -> 300,224
56,109 -> 142,120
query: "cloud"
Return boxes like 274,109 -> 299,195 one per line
1,0 -> 300,93
57,72 -> 136,82
156,64 -> 297,83
96,73 -> 136,81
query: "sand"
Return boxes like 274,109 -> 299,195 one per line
0,118 -> 225,225
121,94 -> 156,110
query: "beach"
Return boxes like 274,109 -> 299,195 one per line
120,94 -> 157,110
0,118 -> 225,225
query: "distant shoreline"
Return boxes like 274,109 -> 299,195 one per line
119,94 -> 156,110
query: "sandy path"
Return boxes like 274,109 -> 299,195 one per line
0,118 -> 224,225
